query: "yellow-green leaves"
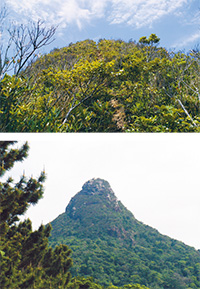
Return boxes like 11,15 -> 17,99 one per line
1,38 -> 199,132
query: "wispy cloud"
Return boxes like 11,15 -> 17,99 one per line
173,31 -> 200,48
6,0 -> 189,29
109,0 -> 188,28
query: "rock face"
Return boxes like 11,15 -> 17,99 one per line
82,178 -> 114,195
66,178 -> 121,220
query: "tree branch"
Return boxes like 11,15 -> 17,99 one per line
59,85 -> 103,129
1,15 -> 57,78
176,99 -> 197,127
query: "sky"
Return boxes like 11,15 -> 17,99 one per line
3,0 -> 200,52
1,133 -> 200,250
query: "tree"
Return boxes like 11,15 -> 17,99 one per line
0,141 -> 72,288
0,3 -> 57,79
139,34 -> 160,46
0,4 -> 57,132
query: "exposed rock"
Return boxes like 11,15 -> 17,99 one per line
66,178 -> 120,217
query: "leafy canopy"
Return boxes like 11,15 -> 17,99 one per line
1,35 -> 199,132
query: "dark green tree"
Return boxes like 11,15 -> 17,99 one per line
0,141 -> 72,288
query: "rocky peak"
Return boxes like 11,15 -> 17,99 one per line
82,178 -> 114,195
81,178 -> 119,205
65,178 -> 120,217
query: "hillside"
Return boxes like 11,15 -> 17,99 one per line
1,35 -> 200,132
49,178 -> 200,289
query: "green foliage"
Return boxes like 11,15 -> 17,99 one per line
0,36 -> 199,132
139,34 -> 160,45
49,179 -> 200,289
68,277 -> 150,289
0,142 -> 72,288
0,141 -> 29,176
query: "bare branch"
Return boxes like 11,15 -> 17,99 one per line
0,11 -> 57,78
14,20 -> 57,76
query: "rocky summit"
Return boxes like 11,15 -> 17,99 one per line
66,178 -> 121,220
61,178 -> 135,241
49,178 -> 200,288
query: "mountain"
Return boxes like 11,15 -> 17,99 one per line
49,178 -> 200,289
2,38 -> 200,132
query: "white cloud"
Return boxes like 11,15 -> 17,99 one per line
6,0 -> 189,29
192,11 -> 200,25
6,0 -> 108,29
173,31 -> 200,48
109,0 -> 188,28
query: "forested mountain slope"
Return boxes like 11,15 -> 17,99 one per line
1,35 -> 199,132
49,178 -> 200,289
0,142 -> 149,289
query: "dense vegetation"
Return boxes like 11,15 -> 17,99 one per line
1,35 -> 199,132
0,142 -> 149,289
49,178 -> 200,289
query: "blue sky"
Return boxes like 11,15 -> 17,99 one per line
4,0 -> 200,52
